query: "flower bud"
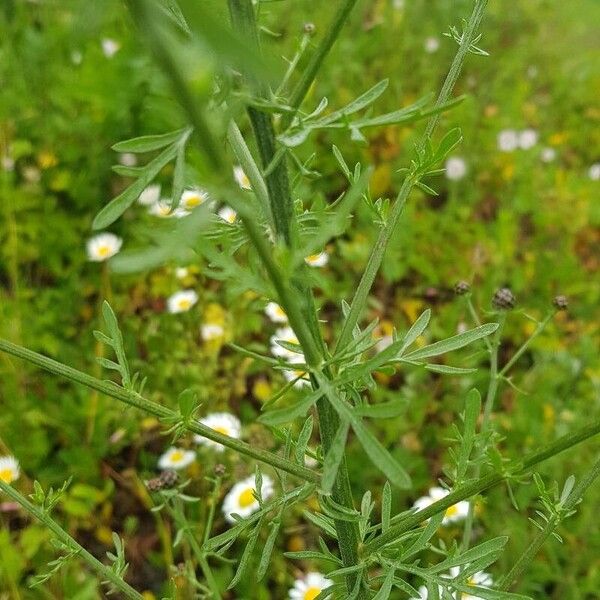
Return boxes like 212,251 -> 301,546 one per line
159,469 -> 178,489
303,22 -> 316,35
492,287 -> 516,310
553,295 -> 568,311
454,281 -> 471,296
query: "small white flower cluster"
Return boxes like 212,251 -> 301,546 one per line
167,289 -> 198,314
140,184 -> 209,219
288,572 -> 333,600
413,567 -> 493,599
304,251 -> 329,267
497,128 -> 538,152
0,455 -> 20,484
412,486 -> 470,525
86,232 -> 123,262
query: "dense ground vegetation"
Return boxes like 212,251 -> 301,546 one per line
1,0 -> 599,598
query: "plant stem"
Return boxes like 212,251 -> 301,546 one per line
228,0 -> 294,244
461,314 -> 505,550
281,0 -> 360,129
336,0 -> 489,351
0,480 -> 143,600
498,455 -> 600,591
365,417 -> 600,553
498,312 -> 553,378
0,338 -> 319,483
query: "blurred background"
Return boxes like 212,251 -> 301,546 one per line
1,0 -> 599,597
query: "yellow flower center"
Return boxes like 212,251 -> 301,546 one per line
97,245 -> 111,257
213,426 -> 229,436
170,450 -> 184,463
306,254 -> 320,263
226,212 -> 236,223
0,468 -> 14,483
275,306 -> 286,318
445,504 -> 459,518
185,195 -> 203,208
304,588 -> 321,600
178,299 -> 192,310
238,487 -> 256,508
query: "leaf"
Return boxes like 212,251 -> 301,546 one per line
295,416 -> 314,464
315,374 -> 411,489
227,517 -> 264,589
256,519 -> 280,581
101,301 -> 122,346
399,309 -> 431,354
457,389 -> 481,480
372,569 -> 394,600
429,537 -> 508,574
258,388 -> 322,426
353,399 -> 406,419
381,481 -> 391,533
321,419 -> 350,495
403,323 -> 498,361
158,0 -> 191,34
169,132 -> 190,210
112,128 -> 187,153
434,127 -> 463,162
303,511 -> 337,538
93,143 -> 178,229
314,79 -> 389,127
425,364 -> 477,375
284,550 -> 340,564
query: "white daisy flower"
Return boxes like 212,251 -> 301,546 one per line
194,412 -> 241,451
175,267 -> 189,280
412,486 -> 470,525
218,206 -> 237,224
540,147 -> 556,163
445,156 -> 468,181
289,572 -> 333,600
157,447 -> 195,470
222,474 -> 274,523
304,251 -> 329,268
138,184 -> 161,206
233,165 -> 252,190
167,290 -> 198,314
424,37 -> 440,53
101,38 -> 120,58
411,587 -> 429,600
118,153 -> 137,167
588,163 -> 600,181
0,456 -> 20,484
497,129 -> 519,152
201,323 -> 224,341
86,233 -> 122,262
148,199 -> 173,218
270,326 -> 301,359
172,207 -> 191,219
180,188 -> 209,210
518,128 -> 538,150
265,302 -> 288,323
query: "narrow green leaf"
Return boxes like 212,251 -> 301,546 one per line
295,416 -> 314,464
381,481 -> 391,534
258,389 -> 321,426
353,399 -> 406,419
372,569 -> 394,600
112,128 -> 187,153
457,389 -> 481,480
93,143 -> 178,229
256,519 -> 280,581
321,420 -> 350,495
403,323 -> 498,361
399,309 -> 431,354
425,364 -> 477,375
227,518 -> 264,589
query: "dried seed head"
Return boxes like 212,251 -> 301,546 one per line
214,463 -> 226,477
146,477 -> 164,492
492,287 -> 516,310
159,469 -> 178,489
303,22 -> 316,35
454,281 -> 471,296
553,295 -> 568,311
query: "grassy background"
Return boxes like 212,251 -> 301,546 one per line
1,0 -> 599,597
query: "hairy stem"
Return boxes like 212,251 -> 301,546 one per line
336,0 -> 489,351
498,455 -> 600,591
0,338 -> 319,483
365,416 -> 600,552
0,480 -> 143,600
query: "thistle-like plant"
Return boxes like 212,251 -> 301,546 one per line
1,1 -> 599,598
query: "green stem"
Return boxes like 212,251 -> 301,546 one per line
461,315 -> 505,551
336,0 -> 489,351
498,312 -> 553,378
228,0 -> 294,244
0,338 -> 319,484
498,456 -> 600,591
282,0 -> 360,129
365,416 -> 600,553
0,481 -> 143,600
